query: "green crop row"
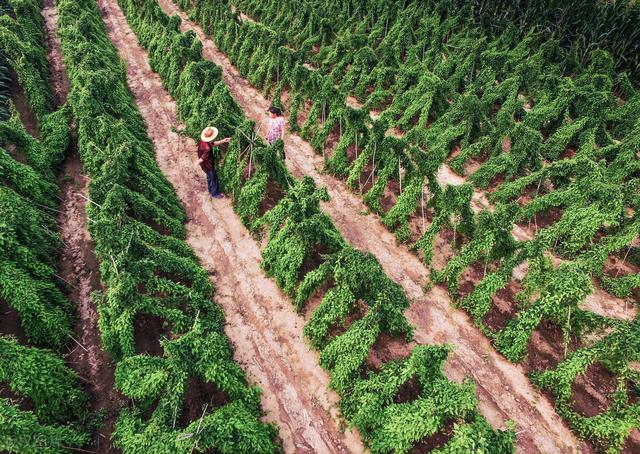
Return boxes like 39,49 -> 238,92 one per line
0,0 -> 90,452
54,0 -> 279,451
117,0 -> 516,451
169,0 -> 640,451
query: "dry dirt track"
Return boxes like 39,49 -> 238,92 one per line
155,1 -> 592,452
96,1 -> 363,452
43,0 -> 121,451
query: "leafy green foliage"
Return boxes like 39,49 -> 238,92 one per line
57,0 -> 279,450
175,0 -> 640,450
0,0 -> 88,450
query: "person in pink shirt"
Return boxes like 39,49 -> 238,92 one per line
266,106 -> 286,155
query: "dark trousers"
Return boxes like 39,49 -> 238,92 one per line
205,169 -> 220,197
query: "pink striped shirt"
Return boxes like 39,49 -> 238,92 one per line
267,116 -> 286,144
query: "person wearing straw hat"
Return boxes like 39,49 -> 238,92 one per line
197,126 -> 230,199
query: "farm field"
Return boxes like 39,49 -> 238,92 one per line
1,0 -> 639,453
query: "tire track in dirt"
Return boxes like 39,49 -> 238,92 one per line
43,0 -> 122,451
157,1 -> 590,452
96,1 -> 364,452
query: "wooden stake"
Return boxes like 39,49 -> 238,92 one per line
533,176 -> 543,234
68,334 -> 88,353
189,403 -> 209,454
564,307 -> 571,358
615,245 -> 632,278
421,185 -> 425,231
55,274 -> 77,289
372,142 -> 376,186
76,192 -> 102,208
110,256 -> 118,275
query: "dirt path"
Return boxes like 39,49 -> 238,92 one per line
42,0 -> 70,106
57,153 -> 121,453
96,1 -> 364,452
42,0 -> 121,451
157,1 -> 590,452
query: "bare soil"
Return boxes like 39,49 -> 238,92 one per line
133,313 -> 168,356
408,420 -> 454,454
0,298 -> 27,343
482,281 -> 521,333
260,179 -> 285,217
57,152 -> 122,453
8,69 -> 39,138
98,2 -> 364,452
365,333 -> 413,372
177,377 -> 231,428
571,363 -> 617,418
42,0 -> 122,450
42,0 -> 70,106
157,1 -> 592,451
523,321 -> 579,373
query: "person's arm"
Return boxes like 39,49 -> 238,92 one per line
213,137 -> 231,146
196,139 -> 230,166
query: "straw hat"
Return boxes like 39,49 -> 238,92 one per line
200,126 -> 219,142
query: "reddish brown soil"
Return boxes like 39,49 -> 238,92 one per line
133,313 -> 168,356
456,261 -> 488,300
57,151 -> 121,453
158,1 -> 591,451
0,298 -> 27,343
8,69 -> 39,138
486,173 -> 507,194
380,179 -> 400,214
42,0 -> 70,106
523,321 -> 579,373
177,377 -> 230,428
602,250 -> 640,280
571,363 -> 617,418
627,380 -> 640,405
520,207 -> 564,233
43,0 -> 122,450
406,202 -> 434,244
325,299 -> 369,342
324,128 -> 341,152
344,143 -> 360,166
259,179 -> 285,217
299,244 -> 331,278
294,99 -> 314,130
358,161 -> 375,195
4,143 -> 28,164
98,2 -> 363,451
623,432 -> 640,454
365,333 -> 413,371
430,228 -> 460,272
483,281 -> 521,333
408,420 -> 455,453
447,142 -> 486,176
394,377 -> 422,404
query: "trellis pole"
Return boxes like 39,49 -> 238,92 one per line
421,184 -> 425,231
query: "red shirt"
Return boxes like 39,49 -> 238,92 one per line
197,140 -> 215,172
